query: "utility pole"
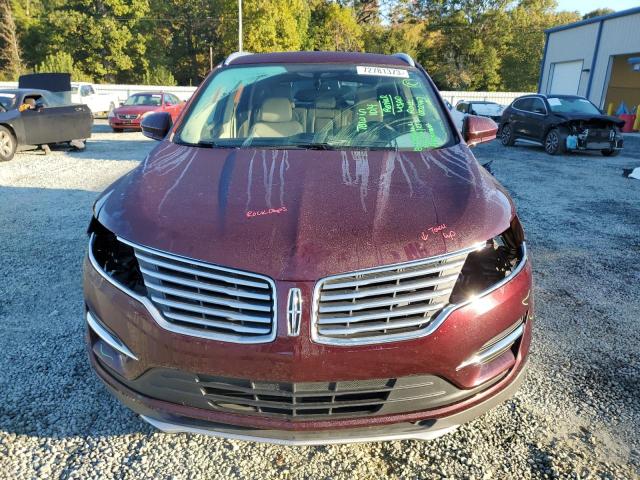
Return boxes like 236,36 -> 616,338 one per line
238,0 -> 243,52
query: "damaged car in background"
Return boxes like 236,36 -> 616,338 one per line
499,94 -> 624,156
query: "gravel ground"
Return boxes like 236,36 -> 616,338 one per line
0,121 -> 638,479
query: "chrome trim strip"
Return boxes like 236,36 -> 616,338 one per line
140,415 -> 458,446
86,311 -> 139,361
287,288 -> 302,337
311,242 -> 528,346
457,322 -> 525,370
87,234 -> 278,344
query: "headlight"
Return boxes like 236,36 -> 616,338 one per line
449,219 -> 525,304
88,218 -> 147,295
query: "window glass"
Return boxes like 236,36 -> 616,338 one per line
546,97 -> 600,115
530,98 -> 546,114
176,63 -> 454,151
124,93 -> 163,106
513,98 -> 532,111
456,103 -> 466,112
470,103 -> 502,116
0,93 -> 16,111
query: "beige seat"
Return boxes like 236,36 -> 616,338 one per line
249,98 -> 303,138
311,96 -> 339,135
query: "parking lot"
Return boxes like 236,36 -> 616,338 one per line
0,121 -> 638,479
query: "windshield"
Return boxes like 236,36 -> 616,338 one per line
176,64 -> 454,151
0,93 -> 16,111
471,103 -> 502,115
124,93 -> 162,106
547,97 -> 601,115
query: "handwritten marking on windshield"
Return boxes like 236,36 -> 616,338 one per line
246,206 -> 288,218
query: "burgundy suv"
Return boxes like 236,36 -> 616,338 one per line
84,52 -> 532,445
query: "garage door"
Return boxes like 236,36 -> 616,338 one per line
549,61 -> 582,95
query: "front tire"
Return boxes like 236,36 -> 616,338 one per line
500,124 -> 515,146
544,128 -> 566,155
601,149 -> 620,157
0,125 -> 17,162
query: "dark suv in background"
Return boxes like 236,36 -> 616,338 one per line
84,51 -> 532,445
499,94 -> 624,156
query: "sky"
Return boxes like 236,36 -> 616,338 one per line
555,0 -> 639,15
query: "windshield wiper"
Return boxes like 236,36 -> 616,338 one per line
174,139 -> 221,148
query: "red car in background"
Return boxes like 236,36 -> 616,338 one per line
108,92 -> 184,132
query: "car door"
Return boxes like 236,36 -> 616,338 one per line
525,97 -> 548,141
508,98 -> 532,137
163,94 -> 181,120
22,94 -> 91,144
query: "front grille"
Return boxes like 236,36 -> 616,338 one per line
114,368 -> 502,421
119,239 -> 277,343
312,248 -> 470,345
197,376 -> 394,418
117,113 -> 138,119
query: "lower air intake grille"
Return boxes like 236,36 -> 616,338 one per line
312,248 -> 471,345
197,376 -> 394,418
118,238 -> 277,343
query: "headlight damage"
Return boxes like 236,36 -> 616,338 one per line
88,218 -> 147,295
450,220 -> 525,304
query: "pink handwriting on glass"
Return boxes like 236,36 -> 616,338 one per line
419,224 -> 456,241
246,206 -> 288,218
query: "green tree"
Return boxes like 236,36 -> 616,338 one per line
582,8 -> 614,20
307,1 -> 364,51
142,65 -> 177,86
500,0 -> 580,91
36,51 -> 93,82
0,0 -> 22,80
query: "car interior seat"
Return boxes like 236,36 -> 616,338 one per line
248,98 -> 303,138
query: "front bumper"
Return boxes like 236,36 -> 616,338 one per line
109,118 -> 142,129
83,245 -> 533,444
95,357 -> 527,445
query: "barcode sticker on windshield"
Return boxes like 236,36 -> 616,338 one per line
356,66 -> 409,78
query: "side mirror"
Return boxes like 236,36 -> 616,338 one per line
141,111 -> 172,141
35,100 -> 45,111
462,115 -> 498,148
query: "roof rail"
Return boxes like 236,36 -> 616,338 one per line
392,53 -> 415,67
224,51 -> 253,66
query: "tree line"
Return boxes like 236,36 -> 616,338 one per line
0,0 -> 610,91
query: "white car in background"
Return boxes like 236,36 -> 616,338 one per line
71,82 -> 119,117
444,100 -> 465,132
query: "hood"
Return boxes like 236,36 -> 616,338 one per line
555,113 -> 625,128
96,142 -> 514,281
113,105 -> 160,115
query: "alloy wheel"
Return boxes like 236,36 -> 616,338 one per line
0,130 -> 13,158
501,126 -> 511,145
545,132 -> 558,154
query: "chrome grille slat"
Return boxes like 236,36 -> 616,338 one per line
312,247 -> 472,345
152,297 -> 271,323
321,258 -> 466,290
118,237 -> 276,342
162,311 -> 271,334
320,274 -> 458,301
319,316 -> 437,336
134,252 -> 270,289
139,266 -> 271,300
317,303 -> 446,325
319,289 -> 453,313
145,283 -> 271,312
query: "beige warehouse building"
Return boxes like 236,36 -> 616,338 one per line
539,6 -> 640,111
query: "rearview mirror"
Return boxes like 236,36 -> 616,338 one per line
462,115 -> 498,147
141,111 -> 172,141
